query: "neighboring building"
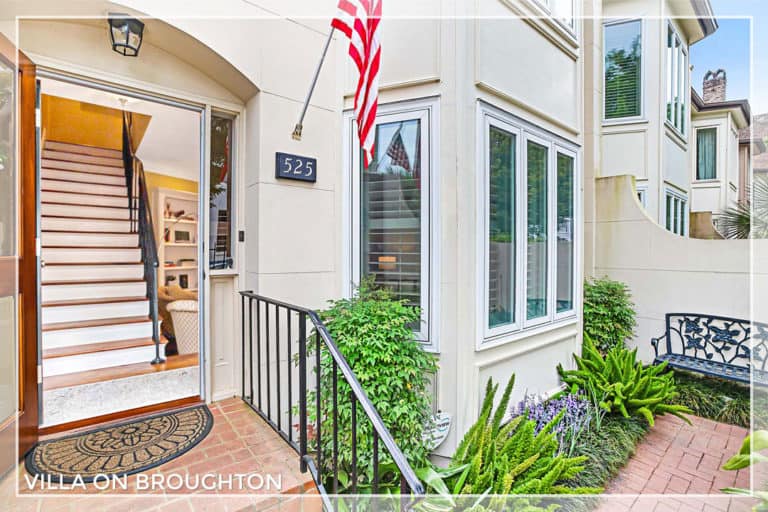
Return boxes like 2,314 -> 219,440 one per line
689,72 -> 751,221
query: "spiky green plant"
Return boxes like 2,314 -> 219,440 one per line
716,174 -> 768,239
558,334 -> 692,426
445,376 -> 602,496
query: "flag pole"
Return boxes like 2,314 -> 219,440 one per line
292,28 -> 335,140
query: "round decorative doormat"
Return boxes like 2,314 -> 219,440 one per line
25,405 -> 213,483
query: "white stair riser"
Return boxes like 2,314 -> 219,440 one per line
42,203 -> 129,220
43,150 -> 123,168
43,300 -> 149,324
43,321 -> 153,349
42,168 -> 125,186
42,217 -> 131,233
43,264 -> 143,282
42,159 -> 124,176
42,247 -> 142,264
42,232 -> 138,248
41,179 -> 126,198
41,190 -> 128,208
43,344 -> 166,377
42,281 -> 146,302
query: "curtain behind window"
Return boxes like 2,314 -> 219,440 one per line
696,128 -> 716,180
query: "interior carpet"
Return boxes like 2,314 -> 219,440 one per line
25,405 -> 213,483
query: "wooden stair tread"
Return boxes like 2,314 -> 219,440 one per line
43,337 -> 168,359
42,296 -> 148,307
41,245 -> 139,250
43,354 -> 199,391
42,315 -> 151,332
40,215 -> 133,222
42,230 -> 134,235
41,186 -> 128,198
41,201 -> 126,209
42,278 -> 144,286
43,157 -> 124,169
43,262 -> 142,266
45,140 -> 122,154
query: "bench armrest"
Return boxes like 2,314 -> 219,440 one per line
651,333 -> 667,358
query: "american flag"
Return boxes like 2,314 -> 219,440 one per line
385,125 -> 411,172
332,0 -> 381,168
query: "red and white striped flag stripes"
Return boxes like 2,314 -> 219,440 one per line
332,0 -> 381,168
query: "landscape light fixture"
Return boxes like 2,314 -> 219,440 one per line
108,14 -> 144,57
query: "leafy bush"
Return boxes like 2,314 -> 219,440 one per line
583,277 -> 636,353
721,430 -> 768,510
306,281 -> 438,491
670,370 -> 768,429
558,334 -> 691,426
566,415 -> 650,489
515,393 -> 593,457
440,376 -> 601,496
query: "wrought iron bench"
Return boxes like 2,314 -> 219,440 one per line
651,313 -> 768,386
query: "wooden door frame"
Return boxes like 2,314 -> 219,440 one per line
0,33 -> 39,461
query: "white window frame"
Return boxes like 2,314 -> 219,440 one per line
602,18 -> 645,124
345,97 -> 440,351
665,22 -> 689,137
664,186 -> 688,236
636,182 -> 648,207
477,102 -> 580,349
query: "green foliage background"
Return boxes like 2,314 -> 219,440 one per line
583,277 -> 637,353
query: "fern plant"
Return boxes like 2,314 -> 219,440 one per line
557,334 -> 692,426
443,376 -> 601,496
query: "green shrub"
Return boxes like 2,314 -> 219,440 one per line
670,370 -> 768,429
306,281 -> 438,491
583,277 -> 636,353
439,376 -> 601,496
558,334 -> 691,426
566,414 -> 649,489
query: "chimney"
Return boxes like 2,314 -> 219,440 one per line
703,69 -> 726,103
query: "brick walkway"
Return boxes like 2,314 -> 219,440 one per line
606,415 -> 751,495
1,398 -> 321,512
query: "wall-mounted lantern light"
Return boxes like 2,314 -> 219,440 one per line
108,14 -> 145,57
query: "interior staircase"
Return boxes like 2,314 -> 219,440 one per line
40,140 -> 198,427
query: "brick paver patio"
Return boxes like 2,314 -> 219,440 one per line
1,398 -> 321,512
606,414 -> 751,495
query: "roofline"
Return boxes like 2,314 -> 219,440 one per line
691,87 -> 751,125
691,0 -> 719,39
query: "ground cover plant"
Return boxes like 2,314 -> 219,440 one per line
583,277 -> 636,354
670,370 -> 768,429
305,280 -> 438,491
558,334 -> 691,426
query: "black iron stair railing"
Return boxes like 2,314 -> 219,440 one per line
239,291 -> 425,506
123,113 -> 163,365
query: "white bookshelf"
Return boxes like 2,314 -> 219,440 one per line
154,187 -> 199,291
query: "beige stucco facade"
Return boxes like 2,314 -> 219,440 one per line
1,0 -> 757,459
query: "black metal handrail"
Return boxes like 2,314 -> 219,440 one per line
123,113 -> 163,365
239,291 -> 425,504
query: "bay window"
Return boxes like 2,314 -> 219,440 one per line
604,19 -> 642,120
666,24 -> 688,134
349,100 -> 435,345
480,104 -> 578,344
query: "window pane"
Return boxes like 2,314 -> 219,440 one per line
361,119 -> 423,313
556,153 -> 574,313
488,126 -> 515,328
673,197 -> 680,234
680,200 -> 686,235
666,27 -> 673,122
666,194 -> 672,230
527,141 -> 548,320
604,20 -> 642,119
696,128 -> 717,180
209,114 -> 234,270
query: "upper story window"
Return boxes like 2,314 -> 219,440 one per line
665,187 -> 687,236
604,19 -> 642,120
348,99 -> 436,346
636,182 -> 648,207
533,0 -> 575,33
666,24 -> 689,135
696,127 -> 717,180
480,103 -> 578,345
209,112 -> 235,271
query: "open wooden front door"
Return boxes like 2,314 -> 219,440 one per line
0,34 -> 39,464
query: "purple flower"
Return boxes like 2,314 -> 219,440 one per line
513,392 -> 593,456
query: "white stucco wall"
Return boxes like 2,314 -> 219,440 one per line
592,174 -> 761,363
